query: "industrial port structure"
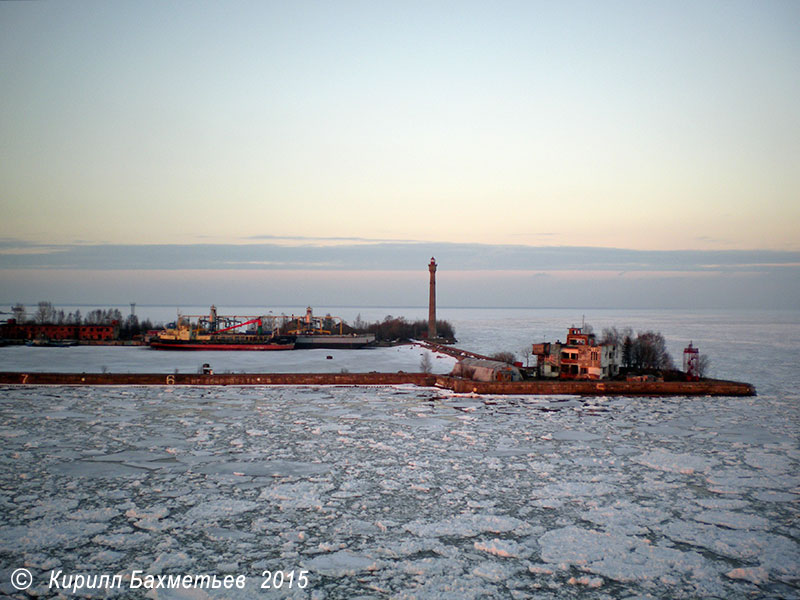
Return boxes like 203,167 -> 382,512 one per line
150,306 -> 375,350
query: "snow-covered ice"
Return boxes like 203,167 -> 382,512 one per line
1,384 -> 797,599
0,343 -> 457,375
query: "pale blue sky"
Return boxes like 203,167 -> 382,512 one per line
1,1 -> 798,307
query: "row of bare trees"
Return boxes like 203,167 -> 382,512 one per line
600,327 -> 674,370
349,314 -> 456,342
12,302 -> 125,326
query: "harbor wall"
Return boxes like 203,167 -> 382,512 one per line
0,372 -> 436,387
437,376 -> 756,397
0,372 -> 756,396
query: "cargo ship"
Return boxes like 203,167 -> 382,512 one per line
149,335 -> 295,351
149,306 -> 375,351
149,306 -> 294,351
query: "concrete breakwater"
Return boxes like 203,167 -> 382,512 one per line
443,377 -> 756,396
0,371 -> 756,396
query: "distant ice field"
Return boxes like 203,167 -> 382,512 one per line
0,309 -> 798,598
0,343 -> 458,376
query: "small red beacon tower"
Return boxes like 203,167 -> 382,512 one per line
684,342 -> 700,381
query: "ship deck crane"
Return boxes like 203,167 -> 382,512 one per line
213,317 -> 266,335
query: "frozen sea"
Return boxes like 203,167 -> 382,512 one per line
0,308 -> 798,599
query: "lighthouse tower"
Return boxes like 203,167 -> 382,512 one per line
428,257 -> 437,339
684,342 -> 699,380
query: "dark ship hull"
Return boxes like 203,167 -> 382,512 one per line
150,335 -> 295,351
293,334 -> 375,349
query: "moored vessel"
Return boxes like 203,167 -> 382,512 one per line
150,306 -> 295,350
287,307 -> 376,349
149,335 -> 295,351
293,333 -> 376,349
149,306 -> 375,351
25,338 -> 79,347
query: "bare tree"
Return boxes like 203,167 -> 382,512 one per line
696,354 -> 711,378
353,313 -> 366,330
84,308 -> 123,325
11,303 -> 26,323
601,326 -> 617,345
34,301 -> 55,324
631,331 -> 673,370
601,326 -> 630,345
519,346 -> 533,368
601,327 -> 635,366
490,351 -> 516,364
84,309 -> 102,324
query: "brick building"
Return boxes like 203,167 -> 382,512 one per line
0,319 -> 118,342
532,327 -> 620,380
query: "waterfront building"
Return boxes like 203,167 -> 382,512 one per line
532,327 -> 620,380
0,319 -> 118,342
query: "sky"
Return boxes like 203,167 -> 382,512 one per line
1,1 -> 799,309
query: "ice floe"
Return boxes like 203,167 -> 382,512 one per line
404,513 -> 530,538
